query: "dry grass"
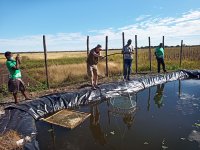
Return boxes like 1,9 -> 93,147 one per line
0,51 -> 87,63
0,50 -> 120,63
0,130 -> 22,150
20,51 -> 87,60
0,46 -> 199,90
29,61 -> 122,86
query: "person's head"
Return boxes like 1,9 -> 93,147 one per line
159,43 -> 163,48
95,44 -> 102,52
127,39 -> 132,45
4,51 -> 12,60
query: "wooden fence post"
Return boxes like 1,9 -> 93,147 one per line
148,37 -> 152,72
43,35 -> 50,89
180,40 -> 183,67
105,36 -> 108,77
162,36 -> 165,48
135,35 -> 138,74
87,36 -> 89,55
122,32 -> 125,75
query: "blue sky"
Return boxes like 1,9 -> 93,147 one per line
0,0 -> 200,52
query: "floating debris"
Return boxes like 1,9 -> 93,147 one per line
162,145 -> 168,149
42,109 -> 90,129
48,129 -> 53,132
110,131 -> 115,135
188,130 -> 200,147
194,123 -> 200,127
144,142 -> 149,145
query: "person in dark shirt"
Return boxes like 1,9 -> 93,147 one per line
87,44 -> 104,90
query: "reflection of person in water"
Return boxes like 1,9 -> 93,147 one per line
154,84 -> 165,108
123,113 -> 135,129
90,105 -> 106,145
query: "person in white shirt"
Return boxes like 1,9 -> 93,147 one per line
122,39 -> 134,80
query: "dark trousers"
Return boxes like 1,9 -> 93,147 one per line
124,59 -> 132,79
156,57 -> 166,73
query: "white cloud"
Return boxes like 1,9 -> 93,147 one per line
136,15 -> 151,21
0,9 -> 200,52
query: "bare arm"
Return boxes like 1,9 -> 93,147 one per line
122,46 -> 134,54
12,56 -> 20,70
92,51 -> 104,58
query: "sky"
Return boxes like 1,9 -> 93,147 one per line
0,0 -> 200,52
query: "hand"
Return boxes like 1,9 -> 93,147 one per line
15,55 -> 21,64
15,56 -> 19,61
100,56 -> 105,59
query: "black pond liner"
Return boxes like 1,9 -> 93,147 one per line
0,70 -> 199,150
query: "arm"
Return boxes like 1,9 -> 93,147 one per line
92,51 -> 104,58
123,46 -> 134,54
12,56 -> 20,70
154,48 -> 158,57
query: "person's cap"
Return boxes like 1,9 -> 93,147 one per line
127,39 -> 132,43
96,44 -> 102,49
4,51 -> 12,57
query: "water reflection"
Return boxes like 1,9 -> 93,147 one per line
36,80 -> 200,150
108,94 -> 137,129
147,88 -> 151,111
123,113 -> 135,129
90,105 -> 107,145
154,84 -> 165,108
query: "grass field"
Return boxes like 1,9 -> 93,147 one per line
0,46 -> 199,94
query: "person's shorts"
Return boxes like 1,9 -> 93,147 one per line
87,64 -> 98,77
8,78 -> 26,93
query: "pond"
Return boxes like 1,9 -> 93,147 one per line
36,79 -> 200,150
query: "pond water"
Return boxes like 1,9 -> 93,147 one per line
36,79 -> 200,150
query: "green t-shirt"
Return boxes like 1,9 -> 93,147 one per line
155,47 -> 164,58
6,60 -> 22,79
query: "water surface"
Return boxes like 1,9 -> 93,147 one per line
36,79 -> 200,150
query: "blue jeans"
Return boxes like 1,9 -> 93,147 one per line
124,59 -> 132,79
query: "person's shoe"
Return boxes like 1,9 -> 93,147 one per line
95,85 -> 100,88
91,86 -> 97,90
164,70 -> 167,73
123,76 -> 127,80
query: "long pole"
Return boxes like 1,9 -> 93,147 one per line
148,37 -> 152,72
87,36 -> 89,55
43,35 -> 50,89
122,32 -> 125,75
162,36 -> 165,48
180,40 -> 183,67
135,35 -> 138,74
105,36 -> 108,77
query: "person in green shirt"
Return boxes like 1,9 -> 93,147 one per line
5,51 -> 30,104
155,43 -> 167,73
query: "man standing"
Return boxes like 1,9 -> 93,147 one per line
155,43 -> 166,73
122,39 -> 134,81
5,51 -> 30,103
87,44 -> 104,90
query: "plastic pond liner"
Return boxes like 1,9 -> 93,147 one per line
0,70 -> 199,150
